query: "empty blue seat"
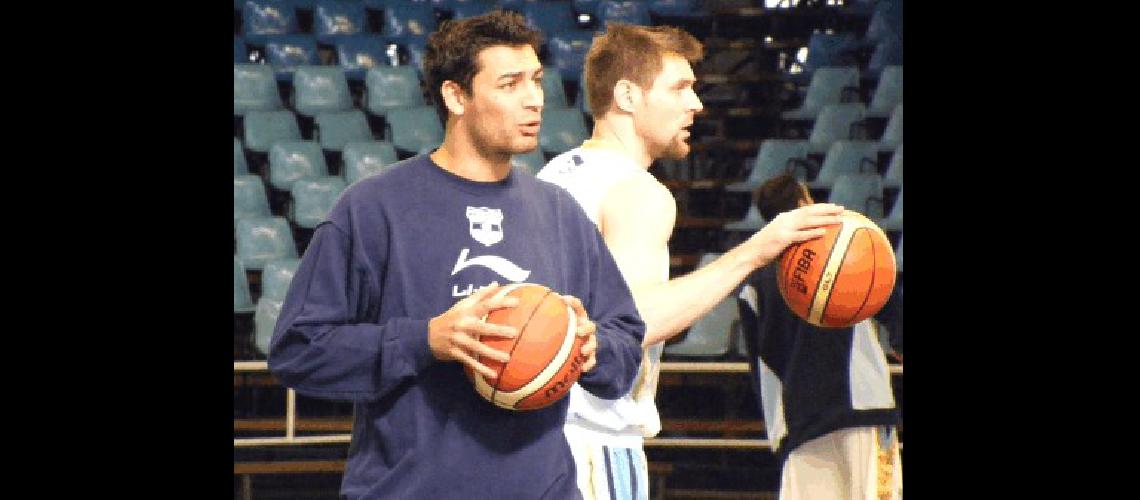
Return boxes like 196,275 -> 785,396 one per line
291,177 -> 347,228
243,0 -> 300,45
364,65 -> 425,116
269,140 -> 329,191
878,104 -> 902,152
883,143 -> 902,188
384,2 -> 437,37
264,34 -> 320,82
648,0 -> 710,19
863,0 -> 902,48
541,66 -> 569,108
827,173 -> 884,219
235,138 -> 250,176
314,0 -> 369,44
725,140 -> 811,192
234,175 -> 272,225
343,141 -> 399,184
867,65 -> 902,118
243,110 -> 302,153
235,36 -> 249,63
523,1 -> 579,35
261,258 -> 301,301
386,105 -> 444,154
315,110 -> 374,151
809,140 -> 879,189
664,253 -> 738,358
234,64 -> 283,116
254,298 -> 284,357
807,103 -> 866,154
781,66 -> 860,121
235,256 -> 256,313
236,216 -> 298,271
866,35 -> 903,79
789,32 -> 858,82
292,65 -> 353,117
539,107 -> 588,155
510,148 -> 547,176
548,30 -> 594,84
449,0 -> 495,19
335,34 -> 387,81
596,0 -> 651,28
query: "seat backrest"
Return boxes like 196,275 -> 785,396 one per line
244,110 -> 302,153
867,35 -> 903,78
269,140 -> 329,191
541,66 -> 568,108
314,0 -> 368,43
386,105 -> 444,153
254,298 -> 284,355
235,138 -> 249,176
808,103 -> 866,152
864,0 -> 902,46
751,139 -> 809,183
261,258 -> 302,301
450,0 -> 495,19
597,1 -> 651,29
884,143 -> 902,187
523,1 -> 578,34
383,2 -> 437,37
547,30 -> 594,84
364,65 -> 425,115
664,253 -> 737,357
291,177 -> 347,228
234,175 -> 272,224
886,188 -> 902,221
236,216 -> 299,270
802,32 -> 858,74
814,140 -> 880,187
293,65 -> 353,117
343,141 -> 399,184
827,173 -> 884,219
879,104 -> 902,150
315,110 -> 374,151
243,0 -> 299,44
234,256 -> 256,313
868,65 -> 902,116
539,107 -> 588,155
264,34 -> 320,82
234,64 -> 283,116
798,66 -> 860,115
335,34 -> 387,81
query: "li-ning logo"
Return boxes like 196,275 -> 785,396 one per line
789,249 -> 816,295
466,206 -> 503,247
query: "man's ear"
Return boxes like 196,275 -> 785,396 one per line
613,79 -> 639,113
440,80 -> 466,116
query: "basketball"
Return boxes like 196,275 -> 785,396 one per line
777,210 -> 896,328
466,283 -> 588,411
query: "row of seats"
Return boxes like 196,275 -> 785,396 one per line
235,255 -> 299,355
782,65 -> 900,120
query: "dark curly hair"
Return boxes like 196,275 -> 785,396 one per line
756,173 -> 810,221
423,10 -> 543,123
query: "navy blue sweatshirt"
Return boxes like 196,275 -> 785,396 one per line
737,265 -> 899,462
268,155 -> 645,499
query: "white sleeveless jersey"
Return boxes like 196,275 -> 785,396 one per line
538,145 -> 667,442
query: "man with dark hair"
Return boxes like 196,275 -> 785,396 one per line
738,173 -> 902,500
268,11 -> 645,499
538,23 -> 844,499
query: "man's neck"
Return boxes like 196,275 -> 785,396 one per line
430,130 -> 512,182
585,117 -> 653,170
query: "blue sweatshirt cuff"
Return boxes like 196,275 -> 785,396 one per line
392,318 -> 436,375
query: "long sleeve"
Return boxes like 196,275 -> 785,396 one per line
267,221 -> 436,402
575,226 -> 645,400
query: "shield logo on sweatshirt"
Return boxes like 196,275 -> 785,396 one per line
466,206 -> 504,247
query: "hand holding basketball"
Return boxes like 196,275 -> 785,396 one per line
428,283 -> 519,379
749,203 -> 846,266
559,294 -> 597,373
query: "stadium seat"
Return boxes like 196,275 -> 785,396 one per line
234,64 -> 283,116
242,0 -> 300,45
866,65 -> 902,118
364,65 -> 425,116
809,140 -> 880,189
335,34 -> 387,81
315,110 -> 374,151
878,104 -> 902,152
261,258 -> 301,301
243,110 -> 302,153
522,1 -> 579,35
264,34 -> 320,82
826,173 -> 884,219
269,140 -> 329,191
235,138 -> 250,176
449,0 -> 496,19
866,35 -> 903,79
725,140 -> 810,192
883,143 -> 902,189
878,189 -> 902,232
343,141 -> 399,184
648,0 -> 710,19
234,175 -> 272,225
386,106 -> 444,154
664,254 -> 738,357
723,204 -> 765,232
291,177 -> 347,228
254,298 -> 283,357
806,103 -> 866,154
292,66 -> 353,117
539,107 -> 588,155
596,0 -> 651,28
781,66 -> 860,121
236,216 -> 298,271
383,2 -> 437,37
541,66 -> 569,108
313,0 -> 368,44
234,256 -> 256,313
548,30 -> 594,84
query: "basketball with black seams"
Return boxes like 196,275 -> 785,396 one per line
465,283 -> 588,410
777,210 -> 896,328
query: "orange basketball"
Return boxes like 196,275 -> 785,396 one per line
465,283 -> 587,411
777,210 -> 896,328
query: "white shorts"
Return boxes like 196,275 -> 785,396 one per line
564,424 -> 650,500
779,426 -> 902,500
